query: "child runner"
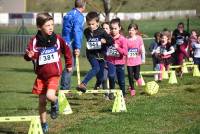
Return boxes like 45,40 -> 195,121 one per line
102,22 -> 116,100
106,18 -> 127,97
192,35 -> 200,70
76,11 -> 113,93
154,31 -> 175,81
172,22 -> 190,77
24,13 -> 72,133
149,32 -> 161,70
189,30 -> 198,58
126,23 -> 145,96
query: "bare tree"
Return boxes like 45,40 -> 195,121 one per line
86,0 -> 128,21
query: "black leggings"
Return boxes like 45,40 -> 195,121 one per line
127,65 -> 140,89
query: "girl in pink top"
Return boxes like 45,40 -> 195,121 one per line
106,18 -> 127,97
126,23 -> 145,96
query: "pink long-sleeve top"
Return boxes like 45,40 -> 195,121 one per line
126,35 -> 145,66
106,35 -> 127,65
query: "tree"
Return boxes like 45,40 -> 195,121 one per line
86,0 -> 128,22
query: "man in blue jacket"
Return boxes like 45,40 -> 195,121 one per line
60,0 -> 86,90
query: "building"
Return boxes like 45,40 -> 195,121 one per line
0,0 -> 26,13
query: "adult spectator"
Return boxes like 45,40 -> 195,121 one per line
60,0 -> 86,90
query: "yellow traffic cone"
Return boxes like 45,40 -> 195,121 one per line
168,71 -> 177,84
58,91 -> 73,115
193,65 -> 200,77
182,63 -> 188,73
162,67 -> 169,79
28,117 -> 43,134
112,90 -> 127,112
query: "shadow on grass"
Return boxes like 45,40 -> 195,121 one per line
0,129 -> 15,134
0,90 -> 32,94
184,87 -> 198,93
72,71 -> 92,77
10,68 -> 34,73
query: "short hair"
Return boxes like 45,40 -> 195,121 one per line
154,32 -> 161,38
36,13 -> 53,28
75,0 -> 86,8
128,23 -> 139,31
101,21 -> 110,28
178,22 -> 184,27
86,11 -> 99,22
110,18 -> 121,27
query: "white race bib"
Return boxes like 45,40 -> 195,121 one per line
86,40 -> 101,50
128,48 -> 138,58
107,46 -> 120,57
39,47 -> 59,65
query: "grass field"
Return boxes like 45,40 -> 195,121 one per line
0,56 -> 200,134
0,17 -> 200,133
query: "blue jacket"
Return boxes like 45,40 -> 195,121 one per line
62,8 -> 84,50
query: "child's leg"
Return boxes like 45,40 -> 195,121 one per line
107,62 -> 116,89
133,65 -> 141,86
82,57 -> 100,85
159,64 -> 164,80
116,65 -> 126,97
94,60 -> 105,89
39,94 -> 49,133
154,64 -> 160,81
77,57 -> 100,92
127,66 -> 134,89
39,94 -> 47,123
102,68 -> 108,89
46,89 -> 57,103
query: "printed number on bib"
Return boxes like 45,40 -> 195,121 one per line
128,48 -> 138,58
86,41 -> 101,50
107,46 -> 120,57
39,47 -> 59,65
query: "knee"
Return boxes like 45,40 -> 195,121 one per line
46,93 -> 55,102
39,99 -> 47,107
134,74 -> 140,80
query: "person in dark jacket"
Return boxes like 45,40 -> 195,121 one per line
76,11 -> 113,93
24,13 -> 72,133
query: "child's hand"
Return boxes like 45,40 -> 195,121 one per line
67,67 -> 73,73
114,44 -> 119,49
74,49 -> 80,56
26,49 -> 34,58
189,57 -> 193,62
101,38 -> 106,44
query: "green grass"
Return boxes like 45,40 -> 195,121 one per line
0,56 -> 200,134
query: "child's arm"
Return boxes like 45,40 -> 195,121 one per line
114,37 -> 127,56
101,31 -> 114,46
60,38 -> 73,72
141,44 -> 146,63
24,38 -> 35,61
163,46 -> 175,55
139,36 -> 145,63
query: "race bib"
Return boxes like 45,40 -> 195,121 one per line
86,38 -> 101,50
106,46 -> 120,57
128,48 -> 138,58
176,39 -> 184,45
39,47 -> 59,65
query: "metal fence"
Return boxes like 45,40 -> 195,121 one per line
0,34 -> 153,55
0,34 -> 32,55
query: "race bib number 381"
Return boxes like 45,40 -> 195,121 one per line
39,47 -> 59,65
